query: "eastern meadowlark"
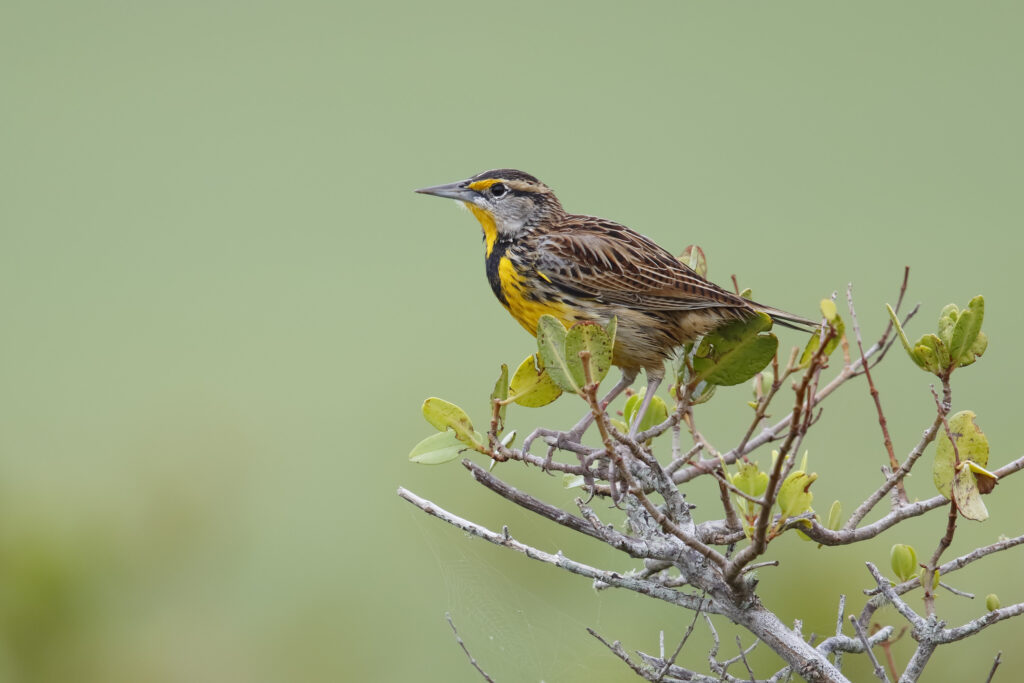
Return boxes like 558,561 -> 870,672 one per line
415,169 -> 814,436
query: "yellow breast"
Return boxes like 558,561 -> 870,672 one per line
497,257 -> 577,335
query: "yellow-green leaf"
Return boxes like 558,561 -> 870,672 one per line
934,410 -> 989,498
800,314 -> 844,367
409,431 -> 480,465
730,462 -> 768,518
961,331 -> 988,367
891,544 -> 918,583
937,304 -> 959,348
562,474 -> 585,489
490,363 -> 509,428
820,299 -> 837,322
731,462 -> 769,497
952,464 -> 989,521
537,315 -> 579,393
623,389 -> 668,434
565,321 -> 613,388
778,470 -> 817,519
950,295 -> 984,365
827,500 -> 842,531
508,354 -> 563,407
422,397 -> 481,447
916,334 -> 950,371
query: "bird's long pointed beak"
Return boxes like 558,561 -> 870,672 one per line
414,180 -> 478,202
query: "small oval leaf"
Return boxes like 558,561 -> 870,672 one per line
820,299 -> 837,322
537,315 -> 579,393
890,544 -> 918,583
508,354 -> 563,407
422,397 -> 480,447
562,474 -> 585,489
777,470 -> 817,519
950,296 -> 984,365
952,465 -> 989,521
491,363 -> 509,427
934,410 -> 989,498
827,500 -> 842,531
409,431 -> 478,465
565,321 -> 613,388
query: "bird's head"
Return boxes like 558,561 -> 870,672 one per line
415,169 -> 562,238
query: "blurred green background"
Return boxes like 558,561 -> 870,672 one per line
2,1 -> 1022,681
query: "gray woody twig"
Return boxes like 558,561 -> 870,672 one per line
397,487 -> 712,613
446,612 -> 496,683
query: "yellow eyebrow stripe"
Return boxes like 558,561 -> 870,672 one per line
467,178 -> 506,191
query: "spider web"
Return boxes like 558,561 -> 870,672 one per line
410,508 -> 613,682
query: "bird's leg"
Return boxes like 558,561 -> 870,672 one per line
627,374 -> 664,438
555,370 -> 637,446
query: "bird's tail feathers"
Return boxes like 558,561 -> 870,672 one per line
754,304 -> 820,334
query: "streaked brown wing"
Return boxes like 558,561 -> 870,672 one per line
531,216 -> 751,312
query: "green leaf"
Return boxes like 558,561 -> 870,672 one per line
409,431 -> 480,465
693,313 -> 779,386
888,304 -> 926,369
623,389 -> 668,434
562,474 -> 585,489
536,315 -> 579,393
950,296 -> 984,365
912,343 -> 941,374
730,462 -> 768,518
422,397 -> 482,447
961,331 -> 988,367
890,544 -> 918,583
731,462 -> 769,498
820,299 -> 837,322
937,304 -> 959,348
952,464 -> 989,521
565,321 -> 613,389
800,315 -> 844,366
678,245 -> 708,278
826,500 -> 842,531
916,334 -> 950,372
777,470 -> 817,519
508,354 -> 562,407
934,410 -> 989,498
490,364 -> 509,429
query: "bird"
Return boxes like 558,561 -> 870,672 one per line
415,168 -> 814,438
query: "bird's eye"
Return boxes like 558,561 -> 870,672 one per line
490,183 -> 508,198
